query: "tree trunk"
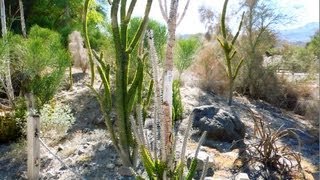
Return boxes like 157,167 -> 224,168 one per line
0,0 -> 6,35
1,0 -> 15,106
19,0 -> 27,38
161,0 -> 178,163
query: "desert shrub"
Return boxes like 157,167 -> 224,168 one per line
192,43 -> 228,95
281,44 -> 317,73
0,111 -> 18,143
40,101 -> 75,138
291,83 -> 319,125
172,79 -> 183,121
13,97 -> 28,134
174,37 -> 200,77
0,97 -> 28,143
17,26 -> 70,105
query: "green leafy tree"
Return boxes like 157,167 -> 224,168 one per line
9,0 -> 106,46
127,17 -> 167,59
174,37 -> 200,78
282,45 -> 316,73
127,17 -> 167,79
307,31 -> 320,63
19,26 -> 69,105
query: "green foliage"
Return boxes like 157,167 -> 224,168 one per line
8,26 -> 69,106
40,101 -> 75,137
307,31 -> 320,59
172,80 -> 183,121
0,112 -> 19,143
282,44 -> 317,73
185,159 -> 198,180
147,19 -> 168,61
128,18 -> 167,59
87,0 -> 153,168
20,0 -> 106,46
127,17 -> 167,78
137,129 -> 207,180
24,26 -> 69,105
174,37 -> 200,75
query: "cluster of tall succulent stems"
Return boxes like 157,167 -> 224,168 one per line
84,0 -> 153,168
217,0 -> 245,106
83,0 -> 95,86
128,30 -> 208,179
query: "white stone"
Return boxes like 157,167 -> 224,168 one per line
235,173 -> 249,180
98,144 -> 106,151
106,163 -> 115,169
187,151 -> 214,170
204,177 -> 214,180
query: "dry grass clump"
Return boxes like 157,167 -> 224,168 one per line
275,77 -> 319,126
292,83 -> 319,125
68,31 -> 89,73
246,108 -> 305,179
191,43 -> 228,95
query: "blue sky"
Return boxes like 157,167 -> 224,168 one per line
134,0 -> 319,34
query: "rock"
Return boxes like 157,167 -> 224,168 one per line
118,166 -> 133,176
77,149 -> 85,155
106,163 -> 115,169
98,144 -> 106,151
59,165 -> 67,171
187,151 -> 214,171
212,170 -> 232,179
191,105 -> 245,142
206,167 -> 214,177
235,173 -> 249,180
115,159 -> 123,166
57,145 -> 63,152
204,177 -> 214,180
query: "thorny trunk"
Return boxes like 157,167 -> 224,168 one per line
1,0 -> 15,106
19,0 -> 27,38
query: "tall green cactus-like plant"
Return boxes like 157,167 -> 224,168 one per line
128,29 -> 208,180
84,0 -> 153,168
217,0 -> 244,106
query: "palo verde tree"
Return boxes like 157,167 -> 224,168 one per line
84,0 -> 153,168
217,0 -> 244,106
238,0 -> 289,98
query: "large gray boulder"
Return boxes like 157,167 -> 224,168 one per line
191,105 -> 245,142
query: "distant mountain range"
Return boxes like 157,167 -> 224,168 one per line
279,22 -> 319,44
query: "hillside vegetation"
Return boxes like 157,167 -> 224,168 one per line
0,0 -> 319,179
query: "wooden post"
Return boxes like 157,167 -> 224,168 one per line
26,93 -> 40,180
27,114 -> 40,180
